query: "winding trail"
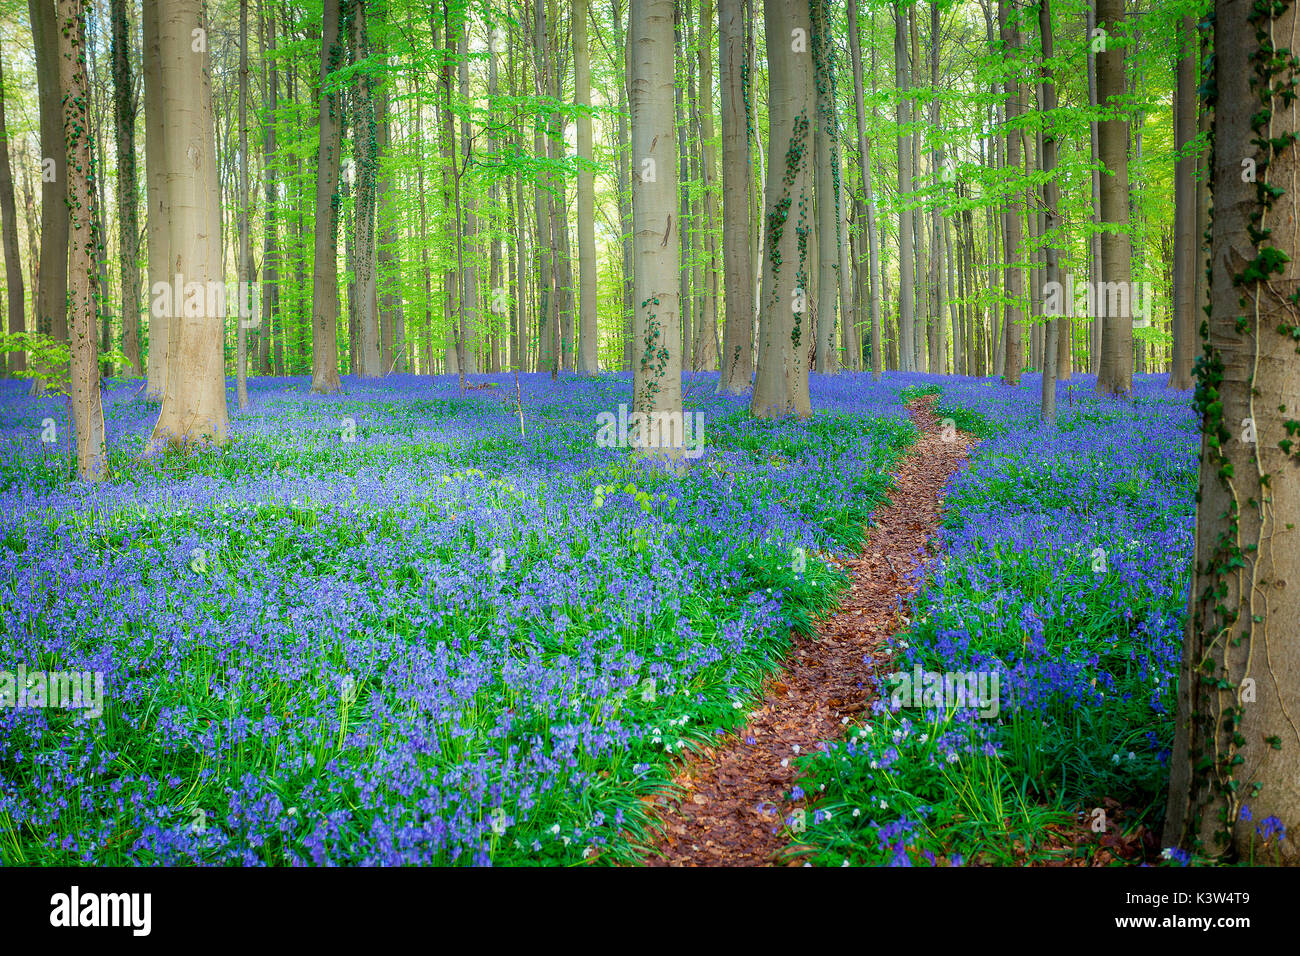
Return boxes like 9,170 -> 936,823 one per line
641,396 -> 975,866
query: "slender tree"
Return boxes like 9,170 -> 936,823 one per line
57,0 -> 106,478
848,0 -> 881,380
575,0 -> 598,373
751,0 -> 813,418
811,0 -> 837,373
352,0 -> 382,378
894,3 -> 914,372
1094,0 -> 1133,396
376,2 -> 401,373
28,0 -> 69,394
718,0 -> 754,393
1168,13 -> 1197,390
109,0 -> 140,376
142,0 -> 169,397
999,0 -> 1024,386
695,0 -> 720,371
236,0 -> 252,409
260,0 -> 280,377
310,0 -> 344,393
613,0 -> 634,370
1038,0 -> 1060,420
0,40 -> 24,376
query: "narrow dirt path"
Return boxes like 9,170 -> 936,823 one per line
641,395 -> 975,866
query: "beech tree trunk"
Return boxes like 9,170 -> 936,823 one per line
533,0 -> 554,374
58,0 -> 106,479
718,0 -> 754,393
1168,13 -> 1197,390
695,0 -> 720,372
457,22 -> 479,377
629,0 -> 685,453
109,0 -> 140,376
848,0 -> 881,381
142,0 -> 169,398
1038,0 -> 1060,421
29,0 -> 69,393
1165,0 -> 1300,864
0,41 -> 24,376
614,0 -> 634,371
377,4 -> 402,374
352,0 -> 381,378
751,0 -> 812,419
1095,0 -> 1134,396
260,0 -> 280,377
236,0 -> 251,409
811,0 -> 837,374
575,0 -> 598,373
893,4 -> 914,372
310,0 -> 343,393
999,0 -> 1024,386
150,0 -> 229,446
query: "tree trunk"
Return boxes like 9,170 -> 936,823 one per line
629,0 -> 685,454
695,0 -> 720,372
351,0 -> 381,378
1192,22 -> 1211,378
57,0 -> 106,478
952,199 -> 966,375
999,0 -> 1023,386
1164,0 -> 1300,864
751,0 -> 813,418
0,41 -> 24,376
848,0 -> 880,381
377,6 -> 401,374
236,0 -> 251,409
1038,0 -> 1060,421
108,0 -> 140,377
893,4 -> 914,372
835,133 -> 856,373
614,0 -> 633,371
310,0 -> 344,393
457,21 -> 479,378
1094,0 -> 1134,396
29,0 -> 69,394
1168,13 -> 1197,390
1086,3 -> 1103,374
718,0 -> 753,393
414,76 -> 434,378
811,0 -> 837,374
533,0 -> 554,374
261,0 -> 280,377
150,0 -> 229,445
675,9 -> 691,370
928,1 -> 944,375
575,0 -> 598,373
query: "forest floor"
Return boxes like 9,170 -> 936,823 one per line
641,396 -> 975,866
0,372 -> 1202,866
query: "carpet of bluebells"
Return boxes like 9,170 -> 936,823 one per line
795,373 -> 1200,866
1,371 -> 919,866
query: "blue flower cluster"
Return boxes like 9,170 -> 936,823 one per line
0,370 -> 914,865
797,373 -> 1198,866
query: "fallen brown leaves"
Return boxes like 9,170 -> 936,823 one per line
637,396 -> 974,866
